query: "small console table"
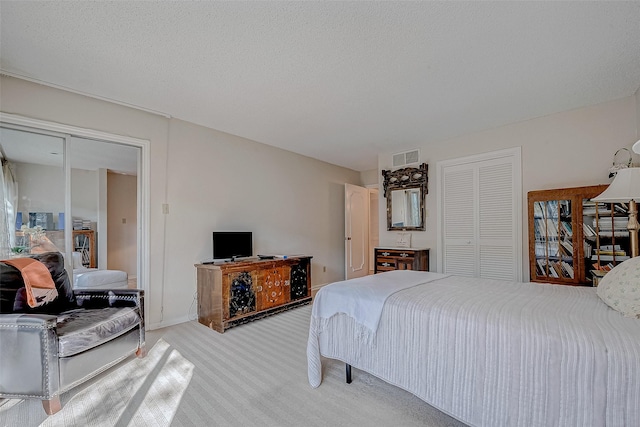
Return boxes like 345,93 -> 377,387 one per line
195,256 -> 312,333
374,247 -> 429,273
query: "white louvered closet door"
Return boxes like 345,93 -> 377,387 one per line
440,149 -> 521,281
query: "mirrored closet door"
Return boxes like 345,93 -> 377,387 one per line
0,124 -> 141,289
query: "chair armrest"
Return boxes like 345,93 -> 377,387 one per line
74,289 -> 144,309
0,314 -> 60,399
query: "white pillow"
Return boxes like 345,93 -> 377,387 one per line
596,256 -> 640,318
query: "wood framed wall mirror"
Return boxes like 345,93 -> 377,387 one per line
382,163 -> 428,231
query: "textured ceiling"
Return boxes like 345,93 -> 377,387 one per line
1,1 -> 639,171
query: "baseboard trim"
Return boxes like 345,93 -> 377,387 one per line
147,315 -> 191,331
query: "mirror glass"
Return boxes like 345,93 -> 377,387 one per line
0,126 -> 66,258
69,137 -> 139,287
383,163 -> 428,231
390,188 -> 422,228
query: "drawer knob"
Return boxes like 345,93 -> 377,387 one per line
400,253 -> 408,257
382,252 -> 390,256
382,262 -> 391,267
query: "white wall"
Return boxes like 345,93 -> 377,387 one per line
162,119 -> 358,322
107,172 -> 137,276
378,96 -> 639,280
14,162 -> 98,228
14,162 -> 65,225
636,87 -> 640,153
0,75 -> 360,329
71,168 -> 99,224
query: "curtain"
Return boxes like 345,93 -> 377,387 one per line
0,159 -> 18,257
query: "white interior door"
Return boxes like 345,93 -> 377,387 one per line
345,183 -> 369,279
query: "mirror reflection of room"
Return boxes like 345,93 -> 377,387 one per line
391,188 -> 421,227
0,126 -> 140,290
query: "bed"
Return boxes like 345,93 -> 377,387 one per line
70,252 -> 128,289
307,267 -> 640,427
73,267 -> 128,289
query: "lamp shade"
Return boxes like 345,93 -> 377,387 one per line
592,167 -> 640,202
633,139 -> 640,154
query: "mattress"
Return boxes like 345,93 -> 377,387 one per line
307,273 -> 640,427
73,268 -> 128,289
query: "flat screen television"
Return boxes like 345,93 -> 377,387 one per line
212,231 -> 253,260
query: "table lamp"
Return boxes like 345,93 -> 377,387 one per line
592,167 -> 640,258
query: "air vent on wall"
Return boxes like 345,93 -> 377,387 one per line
392,149 -> 420,168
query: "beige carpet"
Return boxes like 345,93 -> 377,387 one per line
0,305 -> 467,426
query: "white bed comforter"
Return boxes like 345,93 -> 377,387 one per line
307,274 -> 640,427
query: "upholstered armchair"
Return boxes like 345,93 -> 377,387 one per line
0,252 -> 145,415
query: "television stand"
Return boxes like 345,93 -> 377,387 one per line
195,256 -> 312,333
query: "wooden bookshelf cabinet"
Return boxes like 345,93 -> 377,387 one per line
73,230 -> 96,268
374,247 -> 429,273
583,199 -> 632,284
528,185 -> 608,286
195,256 -> 312,333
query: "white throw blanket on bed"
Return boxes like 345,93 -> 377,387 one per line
312,270 -> 448,339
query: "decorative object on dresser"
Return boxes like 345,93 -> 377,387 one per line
382,163 -> 428,231
374,247 -> 429,273
528,185 -> 610,286
395,232 -> 411,248
195,256 -> 312,333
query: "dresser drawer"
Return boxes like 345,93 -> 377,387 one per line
376,258 -> 398,272
374,248 -> 429,274
376,249 -> 415,259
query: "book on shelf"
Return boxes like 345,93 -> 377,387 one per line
594,249 -> 627,256
535,244 -> 559,257
600,244 -> 622,250
582,201 -> 612,216
559,240 -> 573,255
533,202 -> 544,218
561,260 -> 574,278
583,223 -> 596,237
591,254 -> 630,262
596,230 -> 629,237
614,203 -> 629,214
592,262 -> 615,271
535,218 -> 562,238
560,221 -> 572,236
593,217 -> 628,230
536,258 -> 573,279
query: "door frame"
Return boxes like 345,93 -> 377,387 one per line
0,112 -> 150,322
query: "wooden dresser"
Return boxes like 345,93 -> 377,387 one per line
374,247 -> 429,273
195,256 -> 312,333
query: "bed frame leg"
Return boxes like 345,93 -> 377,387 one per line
346,363 -> 352,384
